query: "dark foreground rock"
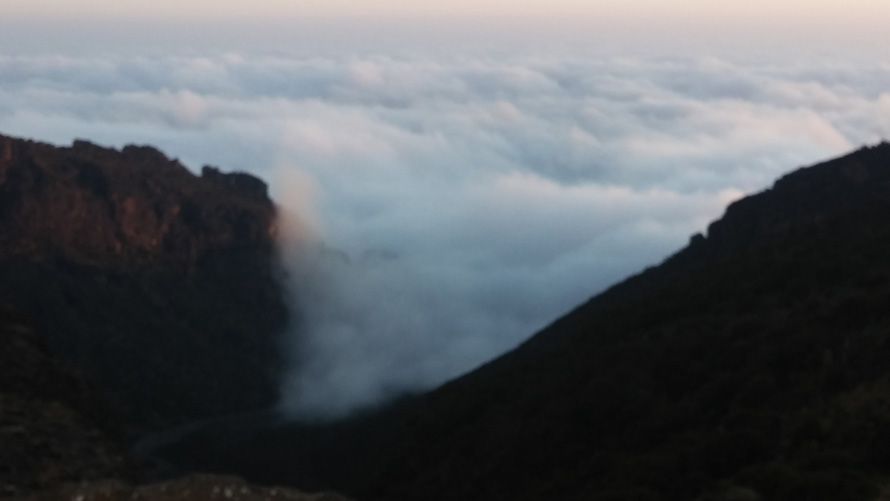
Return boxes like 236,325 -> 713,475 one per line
21,475 -> 352,501
0,134 -> 287,434
0,303 -> 130,498
0,300 -> 351,501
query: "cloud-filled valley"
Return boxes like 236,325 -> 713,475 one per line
2,48 -> 889,418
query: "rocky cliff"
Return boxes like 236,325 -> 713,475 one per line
0,134 -> 287,434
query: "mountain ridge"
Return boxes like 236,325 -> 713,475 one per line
510,141 -> 890,358
368,141 -> 890,500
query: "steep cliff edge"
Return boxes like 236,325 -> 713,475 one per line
0,134 -> 287,434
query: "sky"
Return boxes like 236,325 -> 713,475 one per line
5,0 -> 890,20
1,2 -> 889,419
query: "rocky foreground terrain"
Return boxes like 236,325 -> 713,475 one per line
24,475 -> 351,501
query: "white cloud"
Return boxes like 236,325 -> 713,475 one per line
0,49 -> 888,418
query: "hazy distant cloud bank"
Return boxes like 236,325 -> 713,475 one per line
2,51 -> 889,417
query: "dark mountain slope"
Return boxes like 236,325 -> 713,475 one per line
366,143 -> 890,501
516,141 -> 890,357
0,134 -> 287,434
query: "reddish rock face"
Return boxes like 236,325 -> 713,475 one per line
0,134 -> 288,434
0,135 -> 277,271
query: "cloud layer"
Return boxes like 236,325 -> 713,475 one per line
1,49 -> 889,418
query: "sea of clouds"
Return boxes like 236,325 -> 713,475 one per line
1,44 -> 889,418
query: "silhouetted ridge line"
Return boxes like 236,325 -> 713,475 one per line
511,142 -> 890,357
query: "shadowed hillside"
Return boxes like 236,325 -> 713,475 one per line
0,134 -> 287,434
0,303 -> 355,501
368,142 -> 890,501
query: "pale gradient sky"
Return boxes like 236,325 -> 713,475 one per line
6,0 -> 890,21
3,0 -> 888,60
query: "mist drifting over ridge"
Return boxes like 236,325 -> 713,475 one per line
2,35 -> 890,418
